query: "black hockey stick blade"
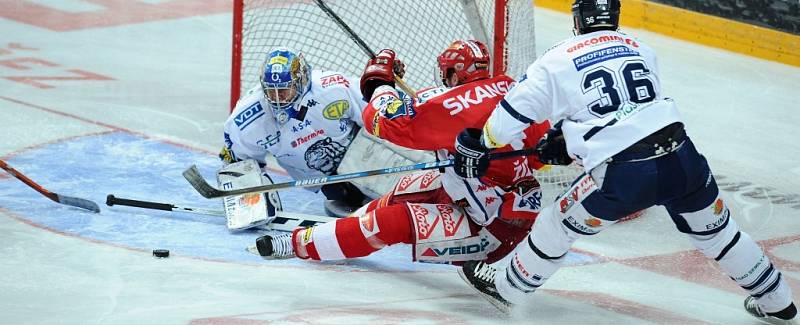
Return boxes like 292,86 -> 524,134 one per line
55,194 -> 101,213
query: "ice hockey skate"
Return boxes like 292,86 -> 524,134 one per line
247,233 -> 295,259
744,296 -> 797,325
458,260 -> 513,313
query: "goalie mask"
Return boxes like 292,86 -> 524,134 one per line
437,40 -> 490,87
260,48 -> 311,123
572,0 -> 620,35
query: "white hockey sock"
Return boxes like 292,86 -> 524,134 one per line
496,206 -> 575,303
690,218 -> 793,313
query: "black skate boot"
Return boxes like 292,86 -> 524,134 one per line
744,296 -> 797,324
458,260 -> 513,313
247,233 -> 295,259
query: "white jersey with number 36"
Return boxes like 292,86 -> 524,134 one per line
482,30 -> 682,170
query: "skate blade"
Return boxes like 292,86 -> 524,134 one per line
457,268 -> 513,314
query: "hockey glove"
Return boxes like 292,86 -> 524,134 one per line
454,128 -> 491,178
535,121 -> 573,165
360,49 -> 401,100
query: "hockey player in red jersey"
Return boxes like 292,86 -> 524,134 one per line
251,40 -> 551,266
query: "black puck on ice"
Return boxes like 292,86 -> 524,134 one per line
152,249 -> 170,258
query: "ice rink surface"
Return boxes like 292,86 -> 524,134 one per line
1,1 -> 798,324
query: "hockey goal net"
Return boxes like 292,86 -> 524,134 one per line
231,0 -> 584,204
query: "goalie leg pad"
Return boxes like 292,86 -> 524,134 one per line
670,197 -> 794,313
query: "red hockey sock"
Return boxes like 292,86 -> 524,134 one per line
293,204 -> 413,261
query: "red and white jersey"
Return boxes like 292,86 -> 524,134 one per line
482,30 -> 682,170
362,75 -> 551,226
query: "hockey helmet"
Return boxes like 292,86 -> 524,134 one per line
572,0 -> 621,35
437,39 -> 490,87
260,48 -> 311,123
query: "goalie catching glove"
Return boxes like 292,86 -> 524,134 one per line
454,128 -> 491,178
535,120 -> 573,166
360,49 -> 406,100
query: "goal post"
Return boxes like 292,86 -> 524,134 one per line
229,0 -> 537,110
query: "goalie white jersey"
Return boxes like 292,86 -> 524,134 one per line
222,70 -> 366,183
482,30 -> 683,170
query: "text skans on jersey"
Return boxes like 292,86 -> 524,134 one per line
442,79 -> 514,115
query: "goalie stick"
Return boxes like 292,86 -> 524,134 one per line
105,194 -> 335,231
0,159 -> 100,213
312,0 -> 417,97
183,147 -> 535,199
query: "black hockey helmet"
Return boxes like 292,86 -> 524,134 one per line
571,0 -> 621,35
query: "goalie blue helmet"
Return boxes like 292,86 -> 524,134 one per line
260,48 -> 311,123
572,0 -> 620,35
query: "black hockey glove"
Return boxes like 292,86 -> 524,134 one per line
535,121 -> 573,166
454,128 -> 491,178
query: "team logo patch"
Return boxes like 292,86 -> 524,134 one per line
584,217 -> 602,228
712,198 -> 724,215
322,100 -> 349,120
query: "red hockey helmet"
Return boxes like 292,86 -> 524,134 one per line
437,39 -> 491,86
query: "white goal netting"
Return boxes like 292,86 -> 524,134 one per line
233,0 -> 583,203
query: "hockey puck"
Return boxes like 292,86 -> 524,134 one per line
152,249 -> 170,258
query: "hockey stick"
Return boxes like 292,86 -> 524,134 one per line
0,159 -> 100,213
105,194 -> 335,231
312,0 -> 417,97
183,147 -> 535,199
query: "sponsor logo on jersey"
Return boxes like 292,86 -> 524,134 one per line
415,87 -> 448,105
437,205 -> 465,238
565,215 -> 599,235
573,45 -> 640,71
705,208 -> 729,230
269,56 -> 288,65
291,129 -> 325,147
396,173 -> 424,193
234,102 -> 265,130
420,171 -> 440,190
420,237 -> 492,258
515,190 -> 542,212
291,119 -> 312,133
442,80 -> 512,115
256,131 -> 280,149
484,196 -> 497,206
320,74 -> 350,88
410,204 -> 435,240
566,35 -> 639,53
322,100 -> 349,120
559,176 -> 596,213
